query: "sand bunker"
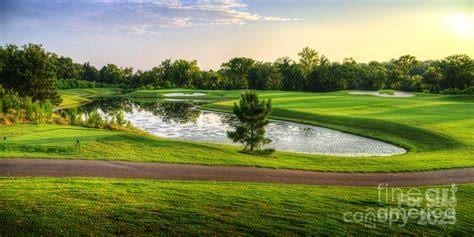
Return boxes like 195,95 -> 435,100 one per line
163,92 -> 207,97
349,91 -> 414,98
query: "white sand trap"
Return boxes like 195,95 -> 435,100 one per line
349,91 -> 414,98
163,92 -> 207,97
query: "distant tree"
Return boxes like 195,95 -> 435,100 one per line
227,91 -> 272,152
364,62 -> 387,90
341,61 -> 387,90
99,64 -> 132,84
51,55 -> 81,79
275,57 -> 305,91
220,57 -> 255,89
387,55 -> 420,90
81,62 -> 100,82
298,47 -> 320,75
307,63 -> 345,92
394,55 -> 419,76
132,66 -> 163,88
248,62 -> 282,90
191,70 -> 222,89
169,59 -> 201,88
422,66 -> 443,92
0,44 -> 61,104
438,54 -> 474,90
99,64 -> 122,84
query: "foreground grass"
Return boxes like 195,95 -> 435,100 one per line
0,178 -> 472,236
58,88 -> 122,109
1,123 -> 473,172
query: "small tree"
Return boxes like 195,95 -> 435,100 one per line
227,91 -> 272,152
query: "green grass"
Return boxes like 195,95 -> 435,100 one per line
1,178 -> 472,236
58,88 -> 122,109
1,89 -> 473,172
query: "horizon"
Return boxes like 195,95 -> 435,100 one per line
1,0 -> 473,70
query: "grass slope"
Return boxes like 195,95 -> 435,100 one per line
58,88 -> 122,109
0,178 -> 472,236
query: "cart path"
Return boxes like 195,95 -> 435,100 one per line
0,159 -> 473,186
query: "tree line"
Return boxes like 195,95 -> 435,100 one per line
1,44 -> 473,104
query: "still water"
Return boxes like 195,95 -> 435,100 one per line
77,99 -> 406,156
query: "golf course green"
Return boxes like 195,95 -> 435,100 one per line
1,88 -> 473,235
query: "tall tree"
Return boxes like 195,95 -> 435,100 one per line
0,44 -> 61,104
227,91 -> 272,152
298,47 -> 320,75
422,66 -> 442,92
275,57 -> 304,91
169,59 -> 201,88
438,54 -> 474,90
220,57 -> 255,89
191,70 -> 222,89
99,64 -> 132,84
51,55 -> 81,79
81,62 -> 100,82
248,62 -> 282,90
387,55 -> 420,89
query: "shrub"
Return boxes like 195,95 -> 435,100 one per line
56,78 -> 97,89
86,110 -> 104,128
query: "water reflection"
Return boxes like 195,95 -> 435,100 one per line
69,98 -> 406,156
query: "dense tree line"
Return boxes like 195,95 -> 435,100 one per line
1,44 -> 473,105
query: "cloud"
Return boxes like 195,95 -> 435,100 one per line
3,0 -> 302,36
83,0 -> 301,32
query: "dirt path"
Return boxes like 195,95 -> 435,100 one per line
0,159 -> 473,186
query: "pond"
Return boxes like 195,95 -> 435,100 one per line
74,98 -> 406,156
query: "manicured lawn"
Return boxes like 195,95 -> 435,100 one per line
1,178 -> 472,236
58,88 -> 122,109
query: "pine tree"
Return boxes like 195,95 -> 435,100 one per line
227,91 -> 272,152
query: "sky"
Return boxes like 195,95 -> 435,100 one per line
0,0 -> 473,70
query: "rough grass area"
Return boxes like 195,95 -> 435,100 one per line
0,178 -> 472,236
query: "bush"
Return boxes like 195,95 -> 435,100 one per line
440,86 -> 474,95
86,110 -> 104,128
